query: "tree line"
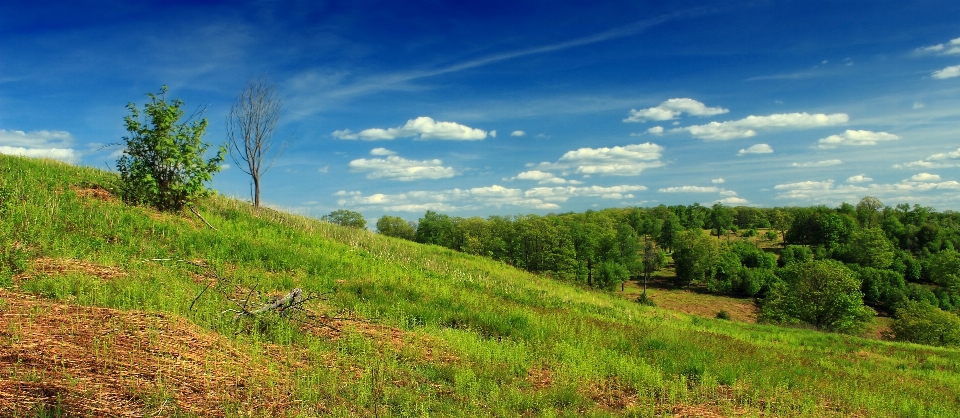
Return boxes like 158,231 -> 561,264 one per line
366,198 -> 960,345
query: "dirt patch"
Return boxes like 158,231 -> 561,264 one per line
525,366 -> 553,389
584,379 -> 638,411
70,184 -> 116,201
15,257 -> 127,282
0,289 -> 293,417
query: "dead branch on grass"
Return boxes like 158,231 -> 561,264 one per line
186,204 -> 218,231
149,258 -> 350,334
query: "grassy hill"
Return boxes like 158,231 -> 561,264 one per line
1,154 -> 959,417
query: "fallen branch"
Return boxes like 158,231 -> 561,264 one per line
247,288 -> 304,317
187,204 -> 218,231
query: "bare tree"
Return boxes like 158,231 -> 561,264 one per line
226,75 -> 290,209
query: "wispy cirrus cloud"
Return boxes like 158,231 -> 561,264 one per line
333,117 -> 487,141
674,112 -> 849,140
348,149 -> 456,181
623,98 -> 728,122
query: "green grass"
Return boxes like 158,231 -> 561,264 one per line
2,154 -> 960,417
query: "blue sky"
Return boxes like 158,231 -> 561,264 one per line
3,1 -> 960,222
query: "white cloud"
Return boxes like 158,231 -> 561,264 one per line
333,116 -> 487,141
369,147 -> 396,156
490,130 -> 497,138
932,65 -> 960,80
847,175 -> 872,183
792,159 -> 842,168
647,126 -> 664,135
511,130 -> 526,137
717,197 -> 749,205
773,174 -> 960,204
737,143 -> 773,155
510,170 -> 583,185
814,130 -> 899,148
335,186 -> 562,211
910,173 -> 941,182
712,178 -> 725,184
675,112 -> 849,140
534,142 -> 665,176
348,154 -> 456,181
913,102 -> 925,109
525,185 -> 647,202
918,37 -> 960,55
658,186 -> 720,193
658,185 -> 739,201
623,98 -> 729,122
775,180 -> 835,191
0,146 -> 78,163
0,129 -> 78,163
894,147 -> 960,169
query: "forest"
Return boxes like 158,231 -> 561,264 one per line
367,198 -> 960,344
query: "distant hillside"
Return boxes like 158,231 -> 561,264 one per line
1,154 -> 959,417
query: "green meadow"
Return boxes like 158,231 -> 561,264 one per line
1,154 -> 959,417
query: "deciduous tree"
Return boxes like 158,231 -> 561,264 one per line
376,215 -> 415,240
226,75 -> 290,210
760,260 -> 874,333
323,209 -> 366,229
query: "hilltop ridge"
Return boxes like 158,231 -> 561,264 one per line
1,155 -> 959,417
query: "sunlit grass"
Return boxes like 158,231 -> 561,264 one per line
2,154 -> 959,417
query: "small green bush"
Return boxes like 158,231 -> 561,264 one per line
716,310 -> 731,320
636,293 -> 657,307
117,86 -> 224,211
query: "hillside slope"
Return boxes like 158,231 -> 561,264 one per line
1,155 -> 959,417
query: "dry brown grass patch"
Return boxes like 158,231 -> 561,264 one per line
15,257 -> 127,282
0,289 -> 294,417
70,184 -> 116,202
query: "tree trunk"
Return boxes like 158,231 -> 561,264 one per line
253,174 -> 261,209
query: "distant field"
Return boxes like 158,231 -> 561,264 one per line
1,155 -> 958,417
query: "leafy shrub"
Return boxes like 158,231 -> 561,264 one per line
760,260 -> 875,334
636,293 -> 657,307
855,266 -> 906,308
716,310 -> 731,320
117,86 -> 224,211
764,230 -> 779,241
889,300 -> 960,347
778,245 -> 813,267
